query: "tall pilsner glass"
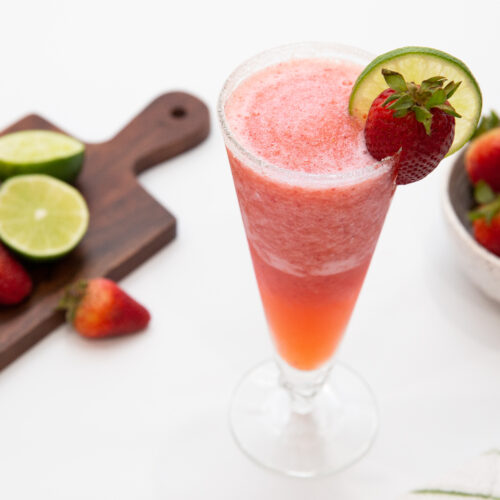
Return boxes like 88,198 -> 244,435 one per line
218,43 -> 396,477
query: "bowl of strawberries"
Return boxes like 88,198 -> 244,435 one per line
443,111 -> 500,302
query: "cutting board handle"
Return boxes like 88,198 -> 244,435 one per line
108,92 -> 210,175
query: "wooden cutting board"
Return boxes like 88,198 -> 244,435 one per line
0,92 -> 210,371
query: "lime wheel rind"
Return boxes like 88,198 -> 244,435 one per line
349,46 -> 482,156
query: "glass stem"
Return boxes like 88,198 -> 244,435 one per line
276,357 -> 333,415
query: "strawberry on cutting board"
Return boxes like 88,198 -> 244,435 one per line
0,242 -> 32,305
465,112 -> 500,191
59,278 -> 151,338
364,70 -> 460,185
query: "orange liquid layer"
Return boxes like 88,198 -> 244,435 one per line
250,244 -> 370,370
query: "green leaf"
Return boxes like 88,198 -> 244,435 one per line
388,94 -> 414,111
472,110 -> 500,139
393,109 -> 409,118
444,80 -> 461,99
468,205 -> 491,222
414,489 -> 500,499
426,89 -> 447,108
420,77 -> 446,94
376,70 -> 465,134
435,103 -> 462,118
382,92 -> 401,107
474,180 -> 496,204
419,81 -> 431,93
413,105 -> 433,134
382,69 -> 408,92
468,196 -> 500,224
422,75 -> 447,84
468,208 -> 483,221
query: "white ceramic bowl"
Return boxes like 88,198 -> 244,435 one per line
442,152 -> 500,303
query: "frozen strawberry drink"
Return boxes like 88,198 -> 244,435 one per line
224,58 -> 395,370
218,43 -> 396,477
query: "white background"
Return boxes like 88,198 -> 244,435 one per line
1,0 -> 499,498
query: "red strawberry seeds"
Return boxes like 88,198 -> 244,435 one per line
364,70 -> 460,185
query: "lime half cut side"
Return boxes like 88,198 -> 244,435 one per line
349,46 -> 482,155
0,130 -> 85,182
0,174 -> 89,260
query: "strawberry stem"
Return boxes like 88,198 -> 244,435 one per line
474,180 -> 496,204
469,182 -> 500,224
381,68 -> 462,135
57,280 -> 88,324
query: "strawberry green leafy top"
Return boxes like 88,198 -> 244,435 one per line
381,69 -> 461,135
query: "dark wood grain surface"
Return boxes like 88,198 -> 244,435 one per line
0,92 -> 210,371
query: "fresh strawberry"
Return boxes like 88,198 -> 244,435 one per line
465,127 -> 500,191
364,70 -> 460,185
0,242 -> 32,305
469,180 -> 500,257
472,216 -> 500,257
58,278 -> 150,338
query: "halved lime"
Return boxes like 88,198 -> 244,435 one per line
0,174 -> 89,260
0,130 -> 85,182
349,47 -> 482,155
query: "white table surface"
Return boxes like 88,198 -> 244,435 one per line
1,1 -> 500,498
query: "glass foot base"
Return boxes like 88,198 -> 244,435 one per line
229,360 -> 379,477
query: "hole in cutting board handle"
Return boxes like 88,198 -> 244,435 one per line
171,107 -> 186,118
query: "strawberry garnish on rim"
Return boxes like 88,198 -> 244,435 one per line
364,69 -> 462,185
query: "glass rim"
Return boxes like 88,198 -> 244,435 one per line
217,41 -> 394,186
